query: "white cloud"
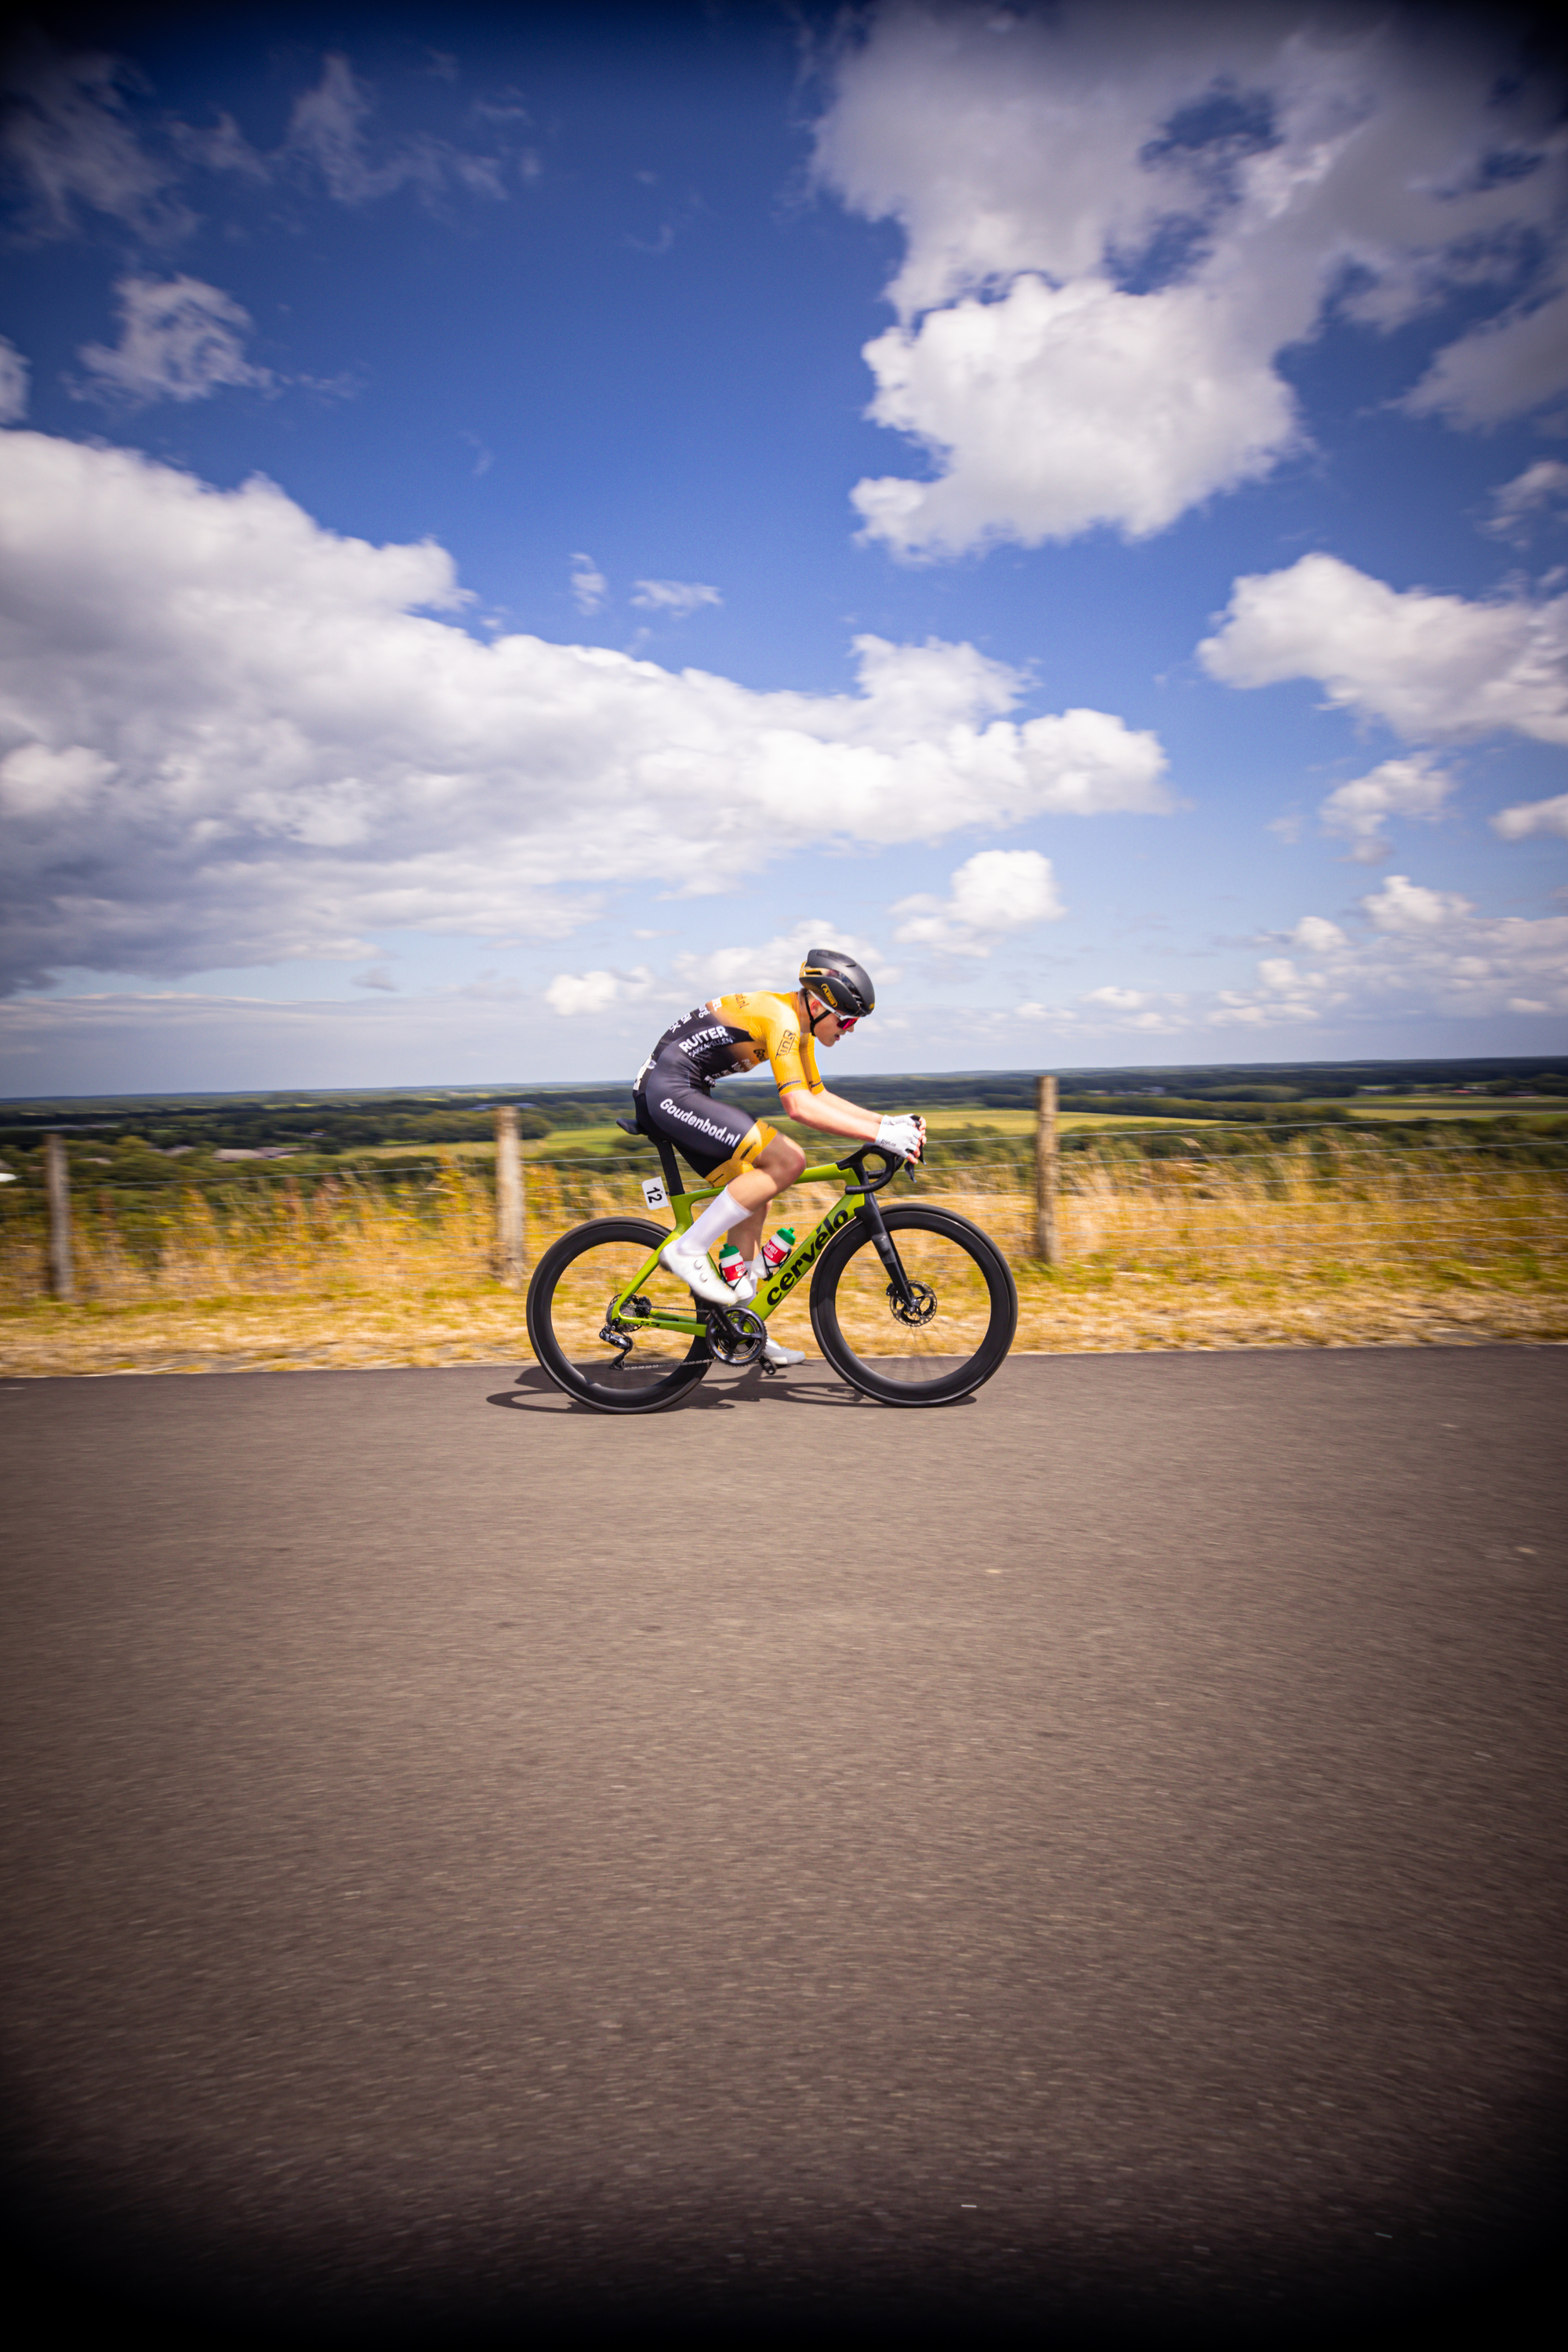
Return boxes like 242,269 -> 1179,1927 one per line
1284,877 -> 1567,1018
1068,984 -> 1192,1034
892,848 -> 1063,955
1483,460 -> 1568,543
545,967 -> 654,1018
0,430 -> 1168,994
0,44 -> 193,239
548,924 -> 901,1026
0,339 -> 30,424
0,742 -> 116,816
1403,285 -> 1568,430
1019,877 -> 1568,1034
1211,873 -> 1568,1025
172,110 -> 270,185
1494,793 -> 1568,843
352,966 -> 397,992
1013,989 -> 1194,1033
569,553 -> 607,614
1361,873 -> 1472,932
630,579 -> 722,619
0,40 -> 516,242
280,53 -> 509,208
1199,554 -> 1568,745
1317,754 -> 1453,863
815,2 -> 1567,553
851,269 -> 1298,552
668,922 -> 892,1003
1292,914 -> 1346,953
0,982 -> 580,1094
75,276 -> 273,405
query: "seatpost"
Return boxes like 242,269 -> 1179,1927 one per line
655,1133 -> 684,1198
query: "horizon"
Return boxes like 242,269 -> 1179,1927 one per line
5,1047 -> 1566,1115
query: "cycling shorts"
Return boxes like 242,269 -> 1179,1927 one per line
637,1062 -> 777,1186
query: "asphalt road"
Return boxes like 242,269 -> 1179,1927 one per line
3,1348 -> 1565,2342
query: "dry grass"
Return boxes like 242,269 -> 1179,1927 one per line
2,1146 -> 1563,1375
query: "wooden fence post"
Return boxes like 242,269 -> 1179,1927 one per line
495,1106 -> 527,1286
1034,1075 -> 1059,1266
45,1131 -> 74,1300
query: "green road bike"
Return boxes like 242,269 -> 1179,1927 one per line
525,1137 -> 1018,1414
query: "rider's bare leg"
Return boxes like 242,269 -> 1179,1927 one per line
722,1132 -> 805,1259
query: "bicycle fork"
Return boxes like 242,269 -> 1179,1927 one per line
854,1192 -> 919,1309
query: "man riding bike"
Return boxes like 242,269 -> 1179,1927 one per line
633,949 -> 926,1369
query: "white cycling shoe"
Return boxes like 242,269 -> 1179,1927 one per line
763,1338 -> 804,1367
660,1239 -> 753,1307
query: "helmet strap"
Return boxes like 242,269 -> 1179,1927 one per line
804,988 -> 831,1036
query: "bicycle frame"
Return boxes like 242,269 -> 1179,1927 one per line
611,1146 -> 913,1338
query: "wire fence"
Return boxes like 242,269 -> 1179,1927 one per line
2,1135 -> 1564,1306
922,1150 -> 1566,1283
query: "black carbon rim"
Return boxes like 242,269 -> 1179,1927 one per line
525,1217 -> 712,1413
809,1204 -> 1018,1406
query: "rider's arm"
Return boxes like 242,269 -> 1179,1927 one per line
779,1082 -> 882,1143
779,1087 -> 924,1161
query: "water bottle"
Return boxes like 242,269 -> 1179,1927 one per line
760,1225 -> 796,1272
717,1242 -> 747,1287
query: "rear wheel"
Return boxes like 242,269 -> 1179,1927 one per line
526,1217 -> 712,1414
809,1204 -> 1017,1406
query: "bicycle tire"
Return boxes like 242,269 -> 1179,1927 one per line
526,1216 -> 712,1414
809,1203 -> 1018,1406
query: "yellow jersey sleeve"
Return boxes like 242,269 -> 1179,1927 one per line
711,991 -> 824,1096
761,999 -> 823,1098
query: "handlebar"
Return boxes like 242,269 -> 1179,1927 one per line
834,1142 -> 916,1193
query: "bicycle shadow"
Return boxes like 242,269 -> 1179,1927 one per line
485,1364 -> 976,1414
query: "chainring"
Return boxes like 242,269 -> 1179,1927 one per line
706,1304 -> 768,1367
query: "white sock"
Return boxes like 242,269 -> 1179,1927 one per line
681,1185 -> 743,1257
748,1254 -> 765,1283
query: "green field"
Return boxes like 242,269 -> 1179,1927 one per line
3,1060 -> 1564,1197
256,1093 -> 1568,1168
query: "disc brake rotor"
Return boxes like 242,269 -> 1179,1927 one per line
888,1279 -> 938,1327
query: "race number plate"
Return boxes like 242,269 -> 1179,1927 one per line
641,1176 -> 667,1210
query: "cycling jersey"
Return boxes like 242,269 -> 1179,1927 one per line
637,993 -> 825,1098
634,990 -> 823,1183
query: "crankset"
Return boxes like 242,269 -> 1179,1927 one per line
705,1303 -> 768,1367
887,1279 -> 937,1327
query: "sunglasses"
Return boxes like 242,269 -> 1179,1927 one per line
833,1013 -> 860,1033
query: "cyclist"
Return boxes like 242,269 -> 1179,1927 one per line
634,949 -> 926,1367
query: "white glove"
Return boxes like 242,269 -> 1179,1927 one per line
876,1113 -> 925,1160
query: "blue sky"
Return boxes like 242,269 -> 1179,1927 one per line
2,0 -> 1566,1093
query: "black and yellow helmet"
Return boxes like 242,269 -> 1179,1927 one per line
800,948 -> 875,1019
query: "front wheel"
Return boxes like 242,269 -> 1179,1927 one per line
526,1216 -> 712,1414
809,1204 -> 1018,1406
